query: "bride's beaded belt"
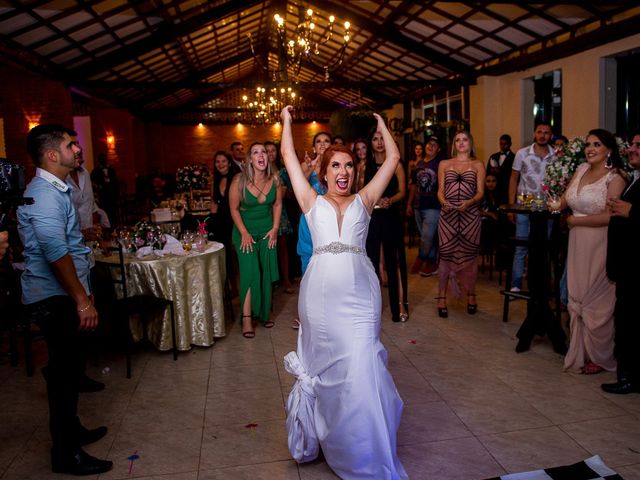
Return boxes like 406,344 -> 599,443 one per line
313,241 -> 364,256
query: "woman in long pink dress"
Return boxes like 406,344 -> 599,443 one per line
557,129 -> 626,374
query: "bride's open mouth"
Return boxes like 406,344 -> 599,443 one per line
336,178 -> 349,190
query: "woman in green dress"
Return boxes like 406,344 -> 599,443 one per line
229,142 -> 282,337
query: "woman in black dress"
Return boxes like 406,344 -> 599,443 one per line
364,131 -> 409,322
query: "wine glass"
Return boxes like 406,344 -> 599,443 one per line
547,194 -> 562,214
533,192 -> 545,211
181,231 -> 194,252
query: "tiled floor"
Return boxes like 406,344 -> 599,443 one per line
2,252 -> 640,480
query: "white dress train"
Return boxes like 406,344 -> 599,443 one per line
285,194 -> 408,479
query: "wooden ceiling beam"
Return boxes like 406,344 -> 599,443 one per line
77,77 -> 460,90
315,0 -> 475,77
67,0 -> 262,80
479,12 -> 640,76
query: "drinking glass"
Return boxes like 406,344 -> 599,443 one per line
181,231 -> 194,252
547,195 -> 562,214
533,192 -> 544,211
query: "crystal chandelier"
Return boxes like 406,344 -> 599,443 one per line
241,85 -> 301,125
273,7 -> 351,80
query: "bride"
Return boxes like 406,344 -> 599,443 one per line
280,106 -> 408,479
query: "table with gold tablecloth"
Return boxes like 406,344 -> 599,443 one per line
95,242 -> 226,351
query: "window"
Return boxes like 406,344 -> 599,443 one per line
532,70 -> 562,134
616,50 -> 640,139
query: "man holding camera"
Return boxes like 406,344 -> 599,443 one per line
17,124 -> 112,475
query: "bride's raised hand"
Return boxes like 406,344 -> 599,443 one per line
373,112 -> 386,129
280,105 -> 294,123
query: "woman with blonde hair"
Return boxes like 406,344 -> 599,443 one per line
229,142 -> 282,337
436,130 -> 485,317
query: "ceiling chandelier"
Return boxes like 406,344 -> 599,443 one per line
248,6 -> 352,82
241,6 -> 351,125
241,85 -> 302,125
273,7 -> 351,81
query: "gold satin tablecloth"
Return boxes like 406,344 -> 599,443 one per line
96,242 -> 226,351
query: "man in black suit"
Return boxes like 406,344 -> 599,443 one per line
602,132 -> 640,395
486,134 -> 515,205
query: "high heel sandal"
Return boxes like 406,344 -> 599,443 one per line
435,297 -> 448,318
467,294 -> 478,315
399,302 -> 409,322
241,315 -> 255,338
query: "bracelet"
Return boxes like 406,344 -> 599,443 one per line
77,302 -> 92,313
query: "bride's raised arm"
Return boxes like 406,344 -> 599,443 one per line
280,106 -> 316,213
359,113 -> 401,211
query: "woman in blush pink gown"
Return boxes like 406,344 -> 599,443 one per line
556,129 -> 626,374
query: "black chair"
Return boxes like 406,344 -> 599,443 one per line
105,243 -> 177,378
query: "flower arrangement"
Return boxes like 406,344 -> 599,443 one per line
543,136 -> 630,197
175,163 -> 210,191
131,221 -> 166,251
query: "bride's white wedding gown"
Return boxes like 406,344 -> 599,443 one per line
284,194 -> 408,479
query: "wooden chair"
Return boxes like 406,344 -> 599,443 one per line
105,243 -> 177,378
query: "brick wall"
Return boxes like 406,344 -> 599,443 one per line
0,61 -> 334,190
0,63 -> 73,178
143,121 -> 332,174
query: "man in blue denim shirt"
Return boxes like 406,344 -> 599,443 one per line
18,124 -> 112,476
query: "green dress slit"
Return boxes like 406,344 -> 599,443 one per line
232,182 -> 280,323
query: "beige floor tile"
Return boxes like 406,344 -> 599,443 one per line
297,458 -> 340,479
199,460 -> 299,479
136,369 -> 209,398
478,425 -> 590,473
398,401 -> 471,445
101,428 -> 202,479
199,420 -> 291,470
113,473 -> 198,480
208,363 -> 280,393
204,388 -> 285,427
525,384 -> 627,424
447,390 -> 553,435
560,415 -> 640,467
616,463 -> 640,480
119,394 -> 206,434
399,436 -> 505,480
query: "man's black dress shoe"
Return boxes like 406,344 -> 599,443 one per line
515,338 -> 530,353
78,375 -> 105,393
51,448 -> 113,475
78,425 -> 108,446
601,381 -> 640,395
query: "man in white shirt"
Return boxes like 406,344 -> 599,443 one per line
65,130 -> 104,242
508,123 -> 555,291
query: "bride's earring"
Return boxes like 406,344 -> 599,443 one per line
324,176 -> 327,181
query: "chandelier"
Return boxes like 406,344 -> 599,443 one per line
249,6 -> 352,82
241,85 -> 302,125
274,8 -> 351,80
